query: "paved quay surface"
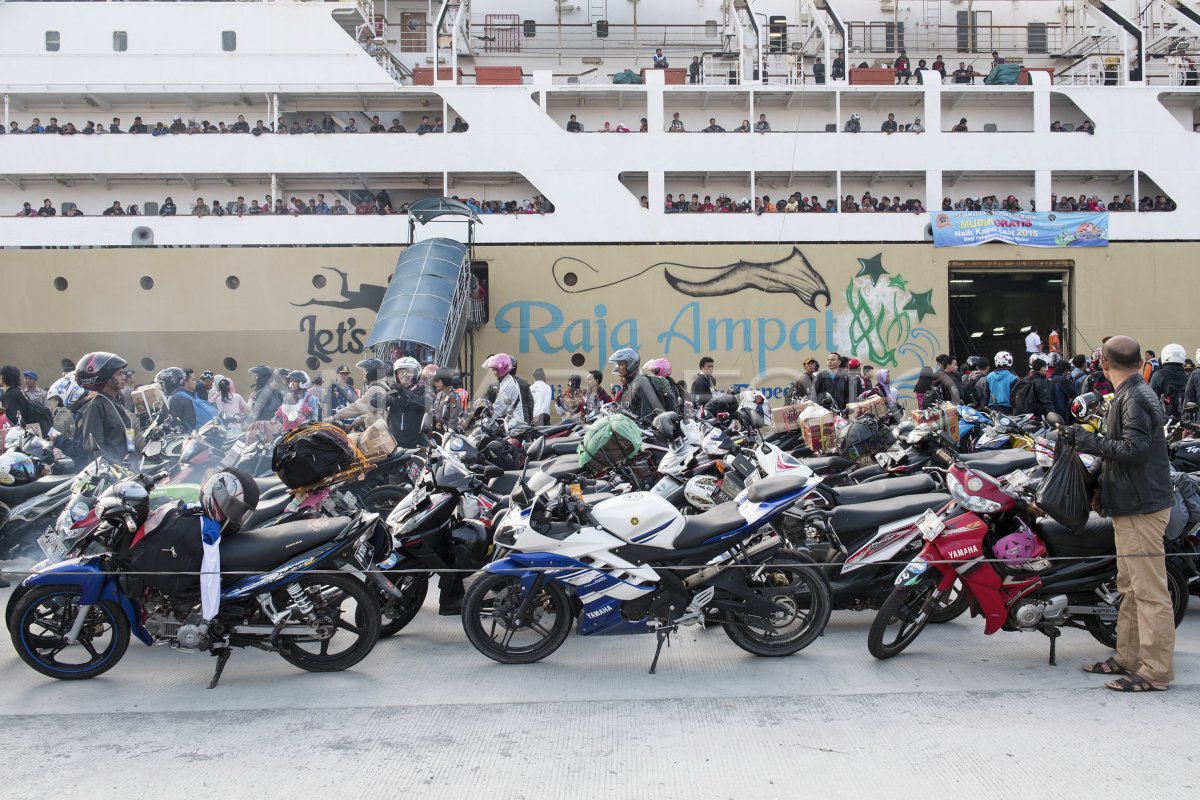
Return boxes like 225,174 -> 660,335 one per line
0,581 -> 1196,799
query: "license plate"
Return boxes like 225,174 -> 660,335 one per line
916,509 -> 945,541
354,540 -> 373,566
1005,469 -> 1031,490
37,532 -> 67,561
887,444 -> 906,462
875,453 -> 890,468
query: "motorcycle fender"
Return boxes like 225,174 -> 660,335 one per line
484,556 -> 547,595
936,547 -> 1009,635
18,558 -> 152,645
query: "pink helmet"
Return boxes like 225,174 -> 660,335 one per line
421,363 -> 439,382
482,353 -> 514,379
992,530 -> 1046,563
643,357 -> 672,378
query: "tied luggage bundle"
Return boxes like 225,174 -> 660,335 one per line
1035,436 -> 1092,532
772,401 -> 814,434
271,422 -> 368,490
577,414 -> 644,472
910,402 -> 960,443
349,419 -> 397,462
800,404 -> 837,453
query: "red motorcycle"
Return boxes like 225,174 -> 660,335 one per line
868,445 -> 1189,663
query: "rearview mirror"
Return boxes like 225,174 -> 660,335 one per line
420,412 -> 433,434
483,464 -> 504,480
1186,402 -> 1198,412
143,440 -> 162,459
1045,412 -> 1064,427
527,436 -> 546,461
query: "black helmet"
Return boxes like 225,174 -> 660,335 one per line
287,370 -> 307,384
96,477 -> 150,530
155,366 -> 186,393
963,355 -> 989,373
356,357 -> 386,372
75,352 -> 128,390
652,410 -> 681,441
200,467 -> 260,533
248,364 -> 273,378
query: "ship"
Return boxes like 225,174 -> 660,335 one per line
1,0 -> 1198,397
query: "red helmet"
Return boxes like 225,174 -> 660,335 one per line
75,351 -> 128,390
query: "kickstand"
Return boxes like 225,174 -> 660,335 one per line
207,648 -> 231,690
649,627 -> 672,675
1042,627 -> 1060,667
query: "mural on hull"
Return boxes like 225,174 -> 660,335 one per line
292,267 -> 385,369
493,248 -> 940,399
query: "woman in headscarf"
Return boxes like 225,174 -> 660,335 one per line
873,368 -> 899,408
555,374 -> 585,422
209,374 -> 250,421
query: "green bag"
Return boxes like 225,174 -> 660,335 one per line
577,414 -> 644,471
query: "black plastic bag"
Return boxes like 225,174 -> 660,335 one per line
1036,437 -> 1090,532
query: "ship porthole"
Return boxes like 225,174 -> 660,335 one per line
223,357 -> 238,371
53,277 -> 68,291
563,272 -> 578,287
312,274 -> 327,289
225,275 -> 240,290
139,276 -> 154,290
141,357 -> 155,371
571,353 -> 586,367
306,356 -> 321,370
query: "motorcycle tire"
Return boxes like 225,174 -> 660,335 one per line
359,485 -> 410,516
10,584 -> 129,680
722,549 -> 832,657
927,579 -> 971,624
276,572 -> 381,673
461,572 -> 572,664
377,574 -> 430,638
867,576 -> 940,660
1084,562 -> 1190,649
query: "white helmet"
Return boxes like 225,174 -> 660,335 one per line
4,427 -> 23,451
0,450 -> 36,486
994,351 -> 1013,368
1162,343 -> 1186,365
683,475 -> 720,511
392,356 -> 420,376
48,371 -> 85,408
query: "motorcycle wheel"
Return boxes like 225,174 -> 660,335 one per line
359,486 -> 409,516
275,572 -> 380,672
928,579 -> 971,624
867,577 -> 939,660
461,572 -> 572,664
10,585 -> 129,680
722,549 -> 832,657
377,574 -> 429,638
1084,562 -> 1189,648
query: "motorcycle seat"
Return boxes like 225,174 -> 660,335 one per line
243,491 -> 294,530
220,517 -> 354,574
1035,514 -> 1115,558
254,475 -> 284,495
0,473 -> 72,505
542,438 -> 583,456
490,455 -> 584,496
799,455 -> 853,474
959,449 -> 1037,477
535,422 -> 577,437
830,493 -> 950,534
832,474 -> 937,505
745,471 -> 812,504
673,501 -> 749,548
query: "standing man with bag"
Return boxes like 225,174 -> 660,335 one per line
1063,335 -> 1176,692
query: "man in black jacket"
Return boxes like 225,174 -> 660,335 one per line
813,352 -> 849,408
691,357 -> 716,407
1065,335 -> 1175,691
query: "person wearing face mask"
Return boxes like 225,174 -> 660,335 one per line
274,371 -> 320,431
380,356 -> 428,447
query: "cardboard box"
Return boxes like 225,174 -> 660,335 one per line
846,395 -> 887,420
351,419 -> 397,460
910,403 -> 960,444
801,405 -> 836,452
132,384 -> 165,416
772,402 -> 814,433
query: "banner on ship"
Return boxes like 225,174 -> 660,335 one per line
930,211 -> 1109,248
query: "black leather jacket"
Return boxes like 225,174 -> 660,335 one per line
1071,374 -> 1173,517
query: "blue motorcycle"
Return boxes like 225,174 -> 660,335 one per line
7,475 -> 386,686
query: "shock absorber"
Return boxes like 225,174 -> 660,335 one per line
285,582 -> 315,616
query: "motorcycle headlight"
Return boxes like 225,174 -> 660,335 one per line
946,473 -> 1002,514
68,500 -> 90,522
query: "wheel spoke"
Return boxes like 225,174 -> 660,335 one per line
79,637 -> 99,659
335,619 -> 360,635
319,638 -> 330,656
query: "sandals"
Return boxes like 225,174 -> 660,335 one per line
1082,657 -> 1129,676
1105,674 -> 1169,692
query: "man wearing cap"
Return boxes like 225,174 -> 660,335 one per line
199,370 -> 215,398
22,371 -> 48,408
328,366 -> 356,417
61,358 -> 76,377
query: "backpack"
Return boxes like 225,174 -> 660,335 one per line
1159,372 -> 1187,419
647,375 -> 677,412
577,414 -> 644,472
271,422 -> 363,489
512,376 -> 536,425
187,392 -> 218,426
1011,377 -> 1040,416
123,504 -> 204,598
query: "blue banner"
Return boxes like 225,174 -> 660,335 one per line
930,211 -> 1109,247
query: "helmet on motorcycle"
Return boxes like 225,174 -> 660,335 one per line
0,450 -> 37,485
992,529 -> 1044,563
97,477 -> 151,530
993,351 -> 1013,369
481,353 -> 514,379
48,371 -> 86,410
448,519 -> 489,568
683,474 -> 720,511
643,357 -> 672,378
76,352 -> 128,390
155,366 -> 186,394
1070,391 -> 1102,423
3,427 -> 23,451
609,347 -> 640,377
704,393 -> 739,417
838,417 -> 892,462
652,411 -> 681,441
1162,343 -> 1186,365
199,467 -> 260,533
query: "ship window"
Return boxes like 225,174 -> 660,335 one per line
113,31 -> 127,52
45,31 -> 60,52
222,31 -> 237,52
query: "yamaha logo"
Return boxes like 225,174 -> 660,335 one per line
630,517 -> 639,526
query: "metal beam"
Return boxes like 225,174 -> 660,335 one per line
86,94 -> 111,111
88,174 -> 109,190
5,96 -> 25,112
177,173 -> 195,189
0,175 -> 23,189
